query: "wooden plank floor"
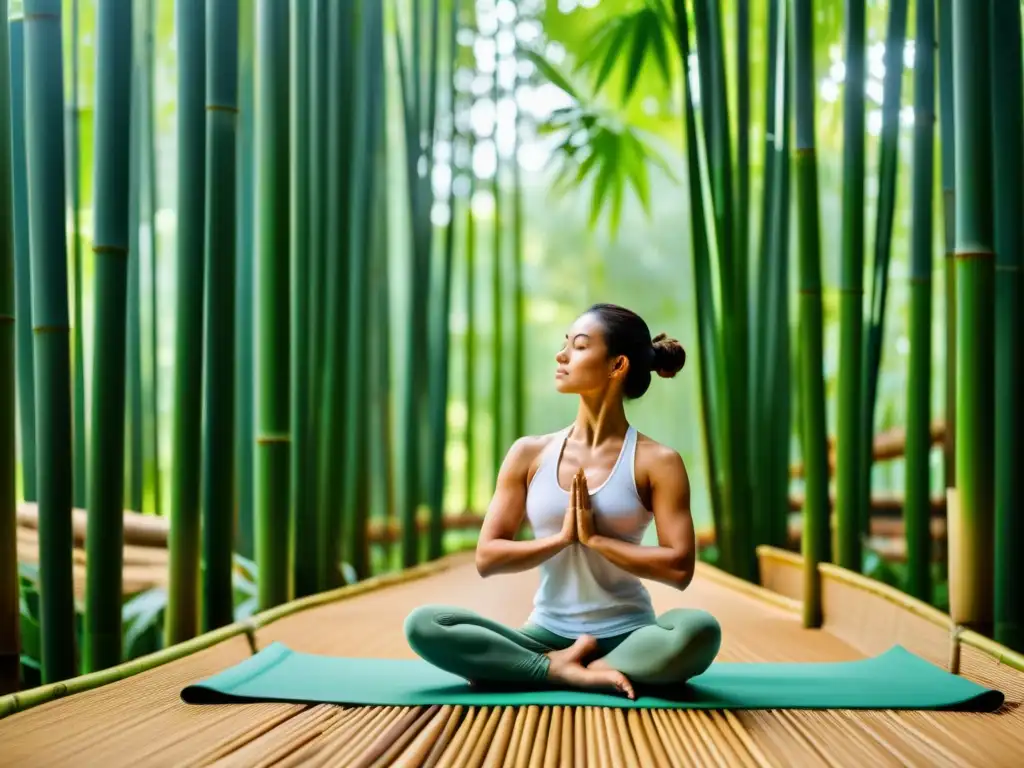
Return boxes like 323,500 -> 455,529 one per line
1,552 -> 1021,766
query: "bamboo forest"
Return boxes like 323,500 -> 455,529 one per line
0,0 -> 1022,765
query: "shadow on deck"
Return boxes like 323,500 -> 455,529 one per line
1,550 -> 1021,767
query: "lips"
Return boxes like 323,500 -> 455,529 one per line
555,368 -> 568,377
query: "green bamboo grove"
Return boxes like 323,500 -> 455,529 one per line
525,0 -> 1022,646
1,0 -> 535,691
1,0 -> 1022,697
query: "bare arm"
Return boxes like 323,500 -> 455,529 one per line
475,437 -> 575,577
581,448 -> 696,590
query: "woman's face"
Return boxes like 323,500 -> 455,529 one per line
554,313 -> 626,395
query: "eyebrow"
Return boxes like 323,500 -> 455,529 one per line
565,333 -> 591,342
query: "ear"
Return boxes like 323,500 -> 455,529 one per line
610,354 -> 629,379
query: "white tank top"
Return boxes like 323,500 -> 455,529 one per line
524,425 -> 657,638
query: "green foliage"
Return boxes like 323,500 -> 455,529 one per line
522,48 -> 675,236
573,0 -> 673,103
17,552 -> 262,687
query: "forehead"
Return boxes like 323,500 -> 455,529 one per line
566,312 -> 606,342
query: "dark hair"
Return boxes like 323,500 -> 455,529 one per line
585,303 -> 686,399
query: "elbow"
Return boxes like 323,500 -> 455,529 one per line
669,557 -> 694,591
475,544 -> 494,578
673,570 -> 694,591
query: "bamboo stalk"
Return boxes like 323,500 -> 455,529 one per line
0,0 -> 18,697
989,0 -> 1023,652
143,0 -> 160,518
427,3 -> 461,561
905,0 -> 935,603
9,16 -> 34,505
937,0 -> 956,497
490,10 -> 504,482
671,0 -> 727,563
860,0 -> 909,538
951,0 -> 995,633
83,0 -> 134,674
316,0 -> 354,591
235,0 -> 255,558
166,0 -> 207,645
23,0 -> 76,683
255,0 -> 291,610
792,0 -> 830,628
201,0 -> 239,632
126,52 -> 143,514
297,0 -> 327,597
465,132 -> 477,518
342,0 -> 383,580
764,1 -> 791,550
290,0 -> 314,598
68,0 -> 87,512
751,0 -> 779,551
835,0 -> 866,570
511,24 -> 525,445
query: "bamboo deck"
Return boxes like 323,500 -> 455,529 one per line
1,551 -> 1022,767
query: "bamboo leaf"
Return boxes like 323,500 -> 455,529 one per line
520,48 -> 580,100
622,16 -> 649,102
590,22 -> 632,95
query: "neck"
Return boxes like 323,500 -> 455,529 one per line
571,390 -> 629,447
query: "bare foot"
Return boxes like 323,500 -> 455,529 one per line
545,637 -> 635,700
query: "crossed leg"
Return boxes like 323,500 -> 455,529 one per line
589,608 -> 722,685
404,605 -> 634,696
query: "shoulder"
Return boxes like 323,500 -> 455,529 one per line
635,432 -> 690,490
501,431 -> 565,479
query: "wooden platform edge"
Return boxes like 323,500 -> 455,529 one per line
695,558 -> 802,615
0,557 -> 453,721
755,544 -> 1024,676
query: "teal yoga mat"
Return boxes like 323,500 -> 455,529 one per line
180,642 -> 1004,711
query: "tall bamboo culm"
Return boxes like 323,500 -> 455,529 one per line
201,0 -> 239,632
166,0 -> 206,645
23,0 -> 76,681
290,0 -> 315,599
236,0 -> 256,559
83,0 -> 133,673
10,17 -> 34,505
990,0 -> 1023,651
255,0 -> 291,610
0,0 -> 19,697
68,0 -> 86,513
904,0 -> 935,602
835,0 -> 865,570
791,0 -> 830,628
949,0 -> 995,632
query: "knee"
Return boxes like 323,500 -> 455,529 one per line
403,604 -> 463,655
664,608 -> 722,673
404,605 -> 445,650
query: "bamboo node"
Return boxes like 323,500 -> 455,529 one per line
32,325 -> 71,334
995,264 -> 1020,273
93,244 -> 129,256
206,104 -> 239,114
24,13 -> 60,22
837,287 -> 864,294
952,250 -> 995,261
256,433 -> 292,445
0,315 -> 14,324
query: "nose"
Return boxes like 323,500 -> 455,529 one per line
555,346 -> 568,364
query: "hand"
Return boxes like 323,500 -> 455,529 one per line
575,469 -> 596,545
561,474 -> 578,545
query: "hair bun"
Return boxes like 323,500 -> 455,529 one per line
651,333 -> 686,378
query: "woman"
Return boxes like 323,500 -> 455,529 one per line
404,304 -> 721,699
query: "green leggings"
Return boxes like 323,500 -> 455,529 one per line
404,605 -> 722,688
